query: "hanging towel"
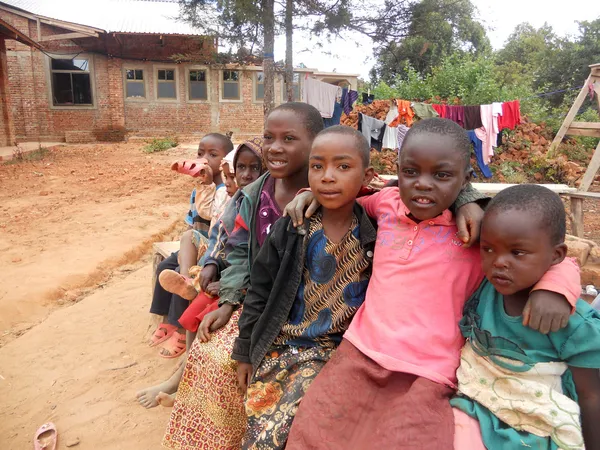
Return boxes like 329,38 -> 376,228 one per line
359,113 -> 386,152
479,104 -> 498,165
343,89 -> 359,116
302,77 -> 340,118
412,102 -> 439,119
464,105 -> 483,129
389,100 -> 414,127
447,105 -> 465,128
382,103 -> 399,150
468,130 -> 492,179
498,100 -> 521,130
492,102 -> 503,134
397,125 -> 410,153
431,104 -> 447,118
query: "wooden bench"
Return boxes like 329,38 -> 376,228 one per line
151,241 -> 180,290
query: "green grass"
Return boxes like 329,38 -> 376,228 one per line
143,137 -> 178,153
4,146 -> 49,165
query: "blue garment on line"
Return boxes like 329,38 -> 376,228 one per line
468,130 -> 493,178
323,97 -> 343,128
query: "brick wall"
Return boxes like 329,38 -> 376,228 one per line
0,37 -> 14,146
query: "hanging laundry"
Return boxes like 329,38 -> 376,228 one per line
412,102 -> 439,119
358,113 -> 386,152
498,100 -> 521,130
323,97 -> 343,128
492,102 -> 503,134
464,105 -> 483,130
397,125 -> 410,153
382,103 -> 399,150
431,104 -> 447,118
343,89 -> 359,116
302,77 -> 340,119
389,100 -> 414,127
446,105 -> 465,128
468,131 -> 492,179
478,104 -> 498,165
361,93 -> 375,104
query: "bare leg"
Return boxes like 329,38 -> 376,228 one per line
136,359 -> 186,409
178,229 -> 198,278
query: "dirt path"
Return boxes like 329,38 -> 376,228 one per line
0,143 -> 197,345
0,264 -> 175,449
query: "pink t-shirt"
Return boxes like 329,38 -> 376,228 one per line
346,188 -> 579,388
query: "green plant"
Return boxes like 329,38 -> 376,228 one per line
144,137 -> 178,153
4,146 -> 49,165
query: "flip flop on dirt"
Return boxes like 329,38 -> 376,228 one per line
170,159 -> 209,178
34,422 -> 57,450
159,331 -> 186,359
158,269 -> 198,301
149,323 -> 177,347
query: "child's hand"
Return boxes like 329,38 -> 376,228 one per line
456,203 -> 484,248
199,264 -> 218,292
524,290 -> 571,334
237,362 -> 253,392
195,158 -> 213,185
206,281 -> 220,297
197,304 -> 234,342
283,191 -> 319,227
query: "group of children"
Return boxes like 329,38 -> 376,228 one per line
138,103 -> 600,450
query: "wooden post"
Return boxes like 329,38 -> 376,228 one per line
570,197 -> 584,238
579,139 -> 600,192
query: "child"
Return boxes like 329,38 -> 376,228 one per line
136,137 -> 262,408
285,118 -> 580,449
232,126 -> 375,449
451,184 -> 600,450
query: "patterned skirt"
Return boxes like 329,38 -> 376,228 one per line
241,345 -> 334,450
162,308 -> 246,450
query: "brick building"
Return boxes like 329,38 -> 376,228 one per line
0,0 -> 359,146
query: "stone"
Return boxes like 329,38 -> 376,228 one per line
581,264 -> 600,287
65,437 -> 80,447
566,239 -> 591,267
588,246 -> 600,265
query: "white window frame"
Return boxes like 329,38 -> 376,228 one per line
154,65 -> 179,102
46,54 -> 96,110
123,67 -> 148,102
220,69 -> 242,102
253,71 -> 265,103
186,66 -> 210,103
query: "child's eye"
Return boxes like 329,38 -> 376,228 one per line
481,247 -> 492,253
210,152 -> 218,158
402,168 -> 417,176
512,250 -> 526,256
435,172 -> 452,179
311,164 -> 322,170
236,165 -> 246,171
284,136 -> 294,142
251,166 -> 261,172
263,134 -> 272,141
339,164 -> 350,170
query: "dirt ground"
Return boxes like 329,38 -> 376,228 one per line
0,142 -> 199,449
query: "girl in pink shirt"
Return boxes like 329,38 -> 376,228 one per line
286,118 -> 580,450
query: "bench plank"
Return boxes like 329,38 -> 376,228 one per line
153,241 -> 180,259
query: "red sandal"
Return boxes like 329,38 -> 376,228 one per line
159,331 -> 186,359
149,323 -> 177,347
170,159 -> 209,178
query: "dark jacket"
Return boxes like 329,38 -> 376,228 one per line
231,202 -> 377,369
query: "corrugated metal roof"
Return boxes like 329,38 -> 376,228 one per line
0,0 -> 204,35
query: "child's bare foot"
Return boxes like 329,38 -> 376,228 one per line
159,269 -> 198,301
156,392 -> 175,408
136,380 -> 177,409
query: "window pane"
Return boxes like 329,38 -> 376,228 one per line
135,70 -> 143,80
257,72 -> 264,83
158,81 -> 176,99
126,69 -> 135,80
52,72 -> 73,105
223,82 -> 239,99
51,58 -> 88,71
190,70 -> 205,82
165,70 -> 174,81
293,73 -> 300,83
293,84 -> 300,101
256,83 -> 264,100
158,70 -> 166,80
224,70 -> 239,81
126,81 -> 145,98
72,73 -> 92,104
190,81 -> 207,100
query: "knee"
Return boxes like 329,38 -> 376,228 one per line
180,229 -> 194,244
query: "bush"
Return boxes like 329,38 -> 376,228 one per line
144,137 -> 178,153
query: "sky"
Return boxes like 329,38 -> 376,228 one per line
275,0 -> 600,80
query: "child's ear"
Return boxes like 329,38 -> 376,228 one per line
462,167 -> 474,189
363,166 -> 375,186
551,243 -> 568,266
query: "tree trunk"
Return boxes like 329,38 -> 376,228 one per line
263,0 -> 275,121
285,0 -> 294,102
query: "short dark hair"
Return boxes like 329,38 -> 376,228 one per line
316,125 -> 370,167
270,102 -> 324,138
201,133 -> 234,154
402,117 -> 471,170
486,184 -> 566,245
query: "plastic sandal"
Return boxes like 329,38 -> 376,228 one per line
170,159 -> 209,178
149,323 -> 177,347
159,331 -> 186,359
34,422 -> 57,450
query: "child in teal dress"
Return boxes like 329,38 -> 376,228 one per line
451,184 -> 600,450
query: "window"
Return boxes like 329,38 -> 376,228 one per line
282,72 -> 301,101
50,58 -> 93,106
125,69 -> 145,99
255,72 -> 264,101
222,70 -> 240,100
157,68 -> 177,99
188,69 -> 207,100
